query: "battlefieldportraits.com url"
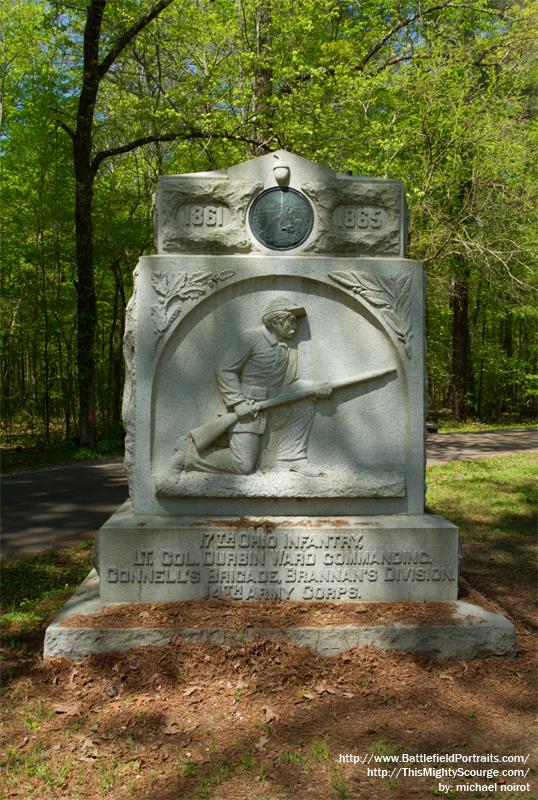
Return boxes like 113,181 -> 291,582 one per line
338,751 -> 533,795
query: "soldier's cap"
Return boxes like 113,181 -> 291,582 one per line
262,297 -> 306,322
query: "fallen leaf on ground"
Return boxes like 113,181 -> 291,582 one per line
262,706 -> 279,723
314,682 -> 335,695
162,723 -> 181,736
255,735 -> 269,751
52,703 -> 80,715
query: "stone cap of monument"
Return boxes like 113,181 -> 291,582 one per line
153,150 -> 408,257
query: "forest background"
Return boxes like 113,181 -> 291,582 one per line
1,0 -> 537,451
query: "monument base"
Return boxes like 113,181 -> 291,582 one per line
43,570 -> 516,661
95,502 -> 461,603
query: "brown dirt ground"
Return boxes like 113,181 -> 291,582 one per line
63,598 -> 460,629
1,582 -> 536,800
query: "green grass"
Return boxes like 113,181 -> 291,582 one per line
0,542 -> 93,651
427,454 -> 536,528
1,439 -> 123,473
3,742 -> 72,789
435,420 -> 536,434
427,453 -> 537,619
310,737 -> 330,761
371,739 -> 400,758
331,774 -> 352,799
1,424 -> 125,473
281,748 -> 306,765
2,419 -> 534,472
193,760 -> 233,798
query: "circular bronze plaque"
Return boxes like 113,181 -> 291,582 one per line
249,187 -> 314,250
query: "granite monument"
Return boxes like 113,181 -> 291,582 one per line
43,151 -> 516,660
98,150 -> 459,603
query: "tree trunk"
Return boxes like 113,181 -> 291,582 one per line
39,234 -> 51,440
68,0 -> 176,445
74,169 -> 97,446
451,265 -> 471,420
72,0 -> 105,447
252,0 -> 273,151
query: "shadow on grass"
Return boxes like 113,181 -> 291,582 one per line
1,543 -> 93,684
429,471 -> 537,632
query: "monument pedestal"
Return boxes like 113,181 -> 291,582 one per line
94,502 -> 459,604
44,569 -> 516,662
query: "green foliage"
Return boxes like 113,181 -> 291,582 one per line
3,742 -> 71,788
1,0 -> 536,440
1,425 -> 124,471
371,739 -> 400,757
281,748 -> 306,764
437,420 -> 538,433
240,754 -> 256,772
331,774 -> 351,799
310,737 -> 330,761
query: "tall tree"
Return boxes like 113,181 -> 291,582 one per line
58,0 -> 177,446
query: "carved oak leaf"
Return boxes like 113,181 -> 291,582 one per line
150,269 -> 235,354
150,304 -> 168,334
329,270 -> 413,358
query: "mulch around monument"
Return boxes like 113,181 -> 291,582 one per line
62,597 -> 459,628
2,584 -> 536,800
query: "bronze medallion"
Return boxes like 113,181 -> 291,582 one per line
249,187 -> 314,250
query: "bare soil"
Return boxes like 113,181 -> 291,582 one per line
1,583 -> 536,800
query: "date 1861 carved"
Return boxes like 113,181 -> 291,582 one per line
249,187 -> 314,250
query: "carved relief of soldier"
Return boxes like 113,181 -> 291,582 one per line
173,297 -> 333,478
171,296 -> 396,480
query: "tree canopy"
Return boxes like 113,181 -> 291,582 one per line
1,0 -> 537,445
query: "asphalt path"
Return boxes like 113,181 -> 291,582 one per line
1,429 -> 536,559
2,459 -> 127,559
426,428 -> 538,463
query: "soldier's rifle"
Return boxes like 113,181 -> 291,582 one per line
189,367 -> 397,452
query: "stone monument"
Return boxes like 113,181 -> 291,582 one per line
44,151 -> 516,659
107,148 -> 454,602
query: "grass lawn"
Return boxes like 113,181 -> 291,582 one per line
427,454 -> 537,630
0,453 -> 536,800
436,421 -> 537,434
1,543 -> 94,654
0,440 -> 123,474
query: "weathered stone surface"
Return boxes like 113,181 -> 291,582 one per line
95,504 -> 459,603
122,270 -> 138,491
156,178 -> 262,253
155,467 -> 406,499
44,572 -> 516,661
52,152 -> 471,651
154,150 -> 407,257
301,179 -> 403,256
123,255 -> 425,516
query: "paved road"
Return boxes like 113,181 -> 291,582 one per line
1,430 -> 536,559
2,459 -> 127,559
427,428 -> 538,463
